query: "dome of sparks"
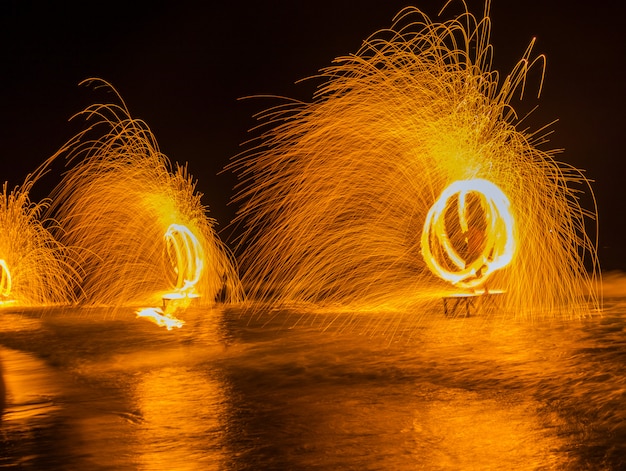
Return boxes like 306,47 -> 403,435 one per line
229,4 -> 600,319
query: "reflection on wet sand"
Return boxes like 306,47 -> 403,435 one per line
0,303 -> 624,470
216,314 -> 576,470
131,359 -> 228,470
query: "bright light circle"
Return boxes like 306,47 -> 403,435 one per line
421,178 -> 515,289
164,224 -> 204,294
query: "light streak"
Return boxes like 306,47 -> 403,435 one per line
421,178 -> 515,289
228,3 -> 600,319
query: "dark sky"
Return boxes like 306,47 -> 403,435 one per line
2,1 -> 625,270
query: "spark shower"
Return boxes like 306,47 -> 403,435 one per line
0,3 -> 601,328
229,3 -> 600,319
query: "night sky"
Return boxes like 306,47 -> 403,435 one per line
2,1 -> 625,270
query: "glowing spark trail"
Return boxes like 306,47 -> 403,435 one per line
45,79 -> 243,324
229,3 -> 600,321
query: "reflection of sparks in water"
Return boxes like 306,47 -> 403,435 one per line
421,179 -> 515,289
45,79 -> 243,324
136,306 -> 185,330
0,174 -> 81,306
229,4 -> 600,318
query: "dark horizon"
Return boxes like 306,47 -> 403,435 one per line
2,1 -> 624,270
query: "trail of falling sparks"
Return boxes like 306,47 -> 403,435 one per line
45,79 -> 243,326
228,3 -> 600,323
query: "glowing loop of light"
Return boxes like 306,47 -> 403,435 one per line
421,179 -> 515,289
164,224 -> 204,295
0,259 -> 11,298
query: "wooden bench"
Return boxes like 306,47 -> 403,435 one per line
442,290 -> 505,317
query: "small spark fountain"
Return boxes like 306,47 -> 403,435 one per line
45,79 -> 243,327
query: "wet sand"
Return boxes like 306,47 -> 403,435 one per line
0,301 -> 624,470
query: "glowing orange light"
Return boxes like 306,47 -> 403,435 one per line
228,4 -> 600,319
41,79 -> 244,326
164,223 -> 204,295
421,179 -> 515,289
0,259 -> 11,299
0,178 -> 81,307
134,224 -> 204,330
136,307 -> 185,330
